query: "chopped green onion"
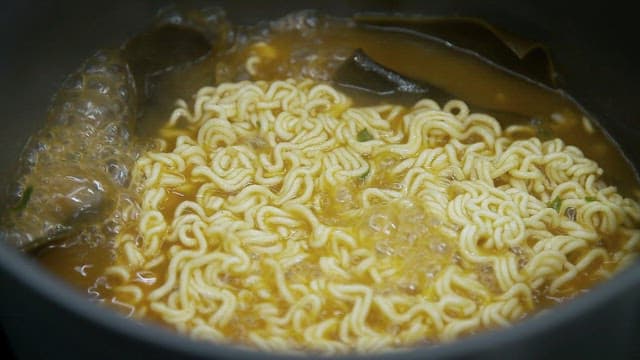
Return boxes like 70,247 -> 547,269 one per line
585,196 -> 597,202
358,167 -> 370,182
548,196 -> 562,212
12,186 -> 33,212
357,129 -> 373,142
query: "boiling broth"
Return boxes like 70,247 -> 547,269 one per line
35,15 -> 640,332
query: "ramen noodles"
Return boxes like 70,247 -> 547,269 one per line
101,79 -> 640,353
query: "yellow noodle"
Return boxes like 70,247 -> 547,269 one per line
108,79 -> 640,353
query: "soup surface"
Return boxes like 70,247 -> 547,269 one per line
24,10 -> 640,354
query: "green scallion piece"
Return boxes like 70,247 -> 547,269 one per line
358,167 -> 370,181
548,196 -> 562,212
12,186 -> 33,212
357,129 -> 373,142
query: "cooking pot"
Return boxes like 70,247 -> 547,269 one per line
1,0 -> 639,359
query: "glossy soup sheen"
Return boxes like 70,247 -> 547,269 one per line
36,20 -> 640,333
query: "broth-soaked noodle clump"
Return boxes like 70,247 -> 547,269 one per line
107,79 -> 640,353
